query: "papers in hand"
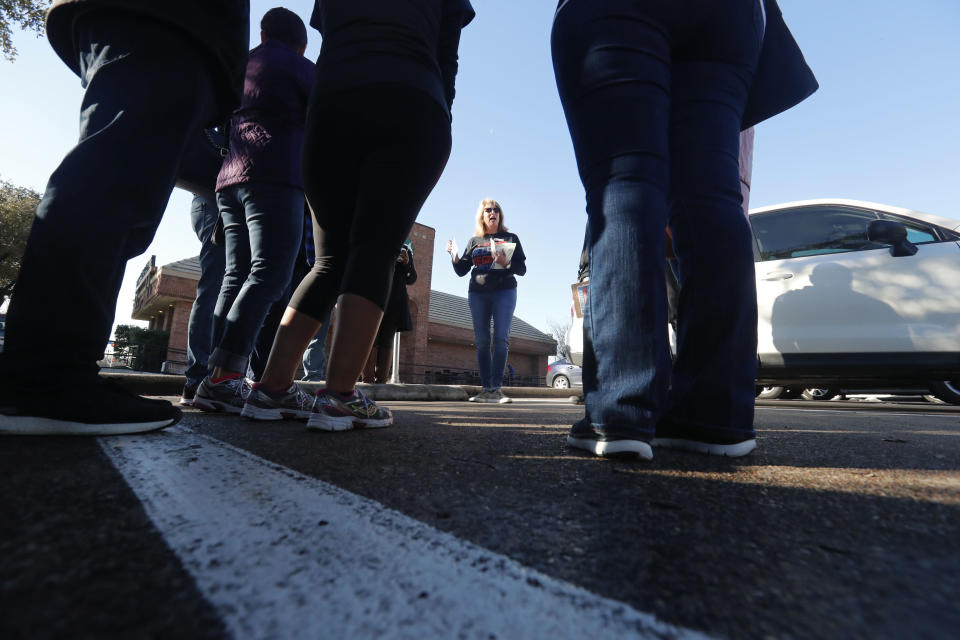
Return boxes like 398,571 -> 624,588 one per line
491,241 -> 516,269
449,237 -> 459,263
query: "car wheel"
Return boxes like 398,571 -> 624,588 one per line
756,386 -> 785,399
927,381 -> 960,405
800,387 -> 840,401
552,375 -> 571,389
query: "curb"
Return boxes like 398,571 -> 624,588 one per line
101,372 -> 583,403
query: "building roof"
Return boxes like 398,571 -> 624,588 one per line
428,290 -> 554,344
160,256 -> 203,280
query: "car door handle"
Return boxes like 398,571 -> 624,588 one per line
760,271 -> 794,281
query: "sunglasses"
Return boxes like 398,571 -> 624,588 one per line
484,207 -> 501,214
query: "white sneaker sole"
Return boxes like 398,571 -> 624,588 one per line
193,396 -> 243,414
567,435 -> 653,460
652,437 -> 756,457
240,403 -> 284,421
0,414 -> 177,436
306,414 -> 354,432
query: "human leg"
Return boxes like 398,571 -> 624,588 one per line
197,184 -> 303,412
488,288 -> 517,392
0,13 -> 217,434
374,341 -> 393,384
249,289 -> 291,382
552,0 -> 675,455
655,3 -> 763,455
183,195 -> 225,400
293,86 -> 450,429
468,291 -> 495,391
361,345 -> 378,383
209,183 -> 304,376
300,307 -> 332,381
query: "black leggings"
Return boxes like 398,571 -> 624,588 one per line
290,84 -> 451,320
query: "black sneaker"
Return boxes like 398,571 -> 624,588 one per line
652,419 -> 756,457
193,375 -> 252,414
0,377 -> 180,436
566,417 -> 653,460
180,383 -> 197,406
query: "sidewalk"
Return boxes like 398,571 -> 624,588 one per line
101,371 -> 584,402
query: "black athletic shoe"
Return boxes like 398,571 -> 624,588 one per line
180,383 -> 197,406
0,377 -> 181,436
566,417 -> 653,460
652,419 -> 756,457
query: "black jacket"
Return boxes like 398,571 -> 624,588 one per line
46,0 -> 250,120
384,248 -> 418,333
742,0 -> 819,129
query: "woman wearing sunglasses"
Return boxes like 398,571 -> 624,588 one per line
446,198 -> 527,403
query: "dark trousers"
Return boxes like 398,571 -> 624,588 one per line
210,183 -> 303,374
290,85 -> 451,319
185,195 -> 226,388
0,13 -> 217,380
552,0 -> 762,439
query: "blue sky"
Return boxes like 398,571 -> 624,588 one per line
1,0 -> 958,338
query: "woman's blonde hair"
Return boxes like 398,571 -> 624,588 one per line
473,198 -> 508,237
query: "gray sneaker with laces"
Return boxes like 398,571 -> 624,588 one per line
469,390 -> 491,402
488,388 -> 513,404
193,376 -> 252,414
241,383 -> 314,420
307,388 -> 392,431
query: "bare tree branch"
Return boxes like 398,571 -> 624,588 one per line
546,318 -> 572,359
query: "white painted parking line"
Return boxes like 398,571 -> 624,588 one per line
101,427 -> 711,640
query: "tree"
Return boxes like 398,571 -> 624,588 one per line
0,178 -> 39,306
547,318 -> 572,359
1,0 -> 50,62
113,325 -> 170,372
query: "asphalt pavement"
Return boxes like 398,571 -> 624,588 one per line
2,379 -> 959,640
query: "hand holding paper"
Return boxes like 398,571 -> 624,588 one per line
491,241 -> 516,269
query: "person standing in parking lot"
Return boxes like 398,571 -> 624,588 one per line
0,0 -> 249,436
447,199 -> 527,404
240,0 -> 476,430
551,0 -> 817,459
193,7 -> 316,414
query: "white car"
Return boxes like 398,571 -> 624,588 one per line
751,199 -> 960,403
568,199 -> 960,404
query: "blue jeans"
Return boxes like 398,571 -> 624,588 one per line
184,195 -> 226,388
552,0 -> 762,440
210,183 -> 304,374
0,13 -> 217,381
301,311 -> 332,381
468,288 -> 517,390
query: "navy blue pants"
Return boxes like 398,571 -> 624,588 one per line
552,0 -> 763,440
210,183 -> 304,374
468,288 -> 517,391
0,13 -> 218,380
185,195 -> 226,388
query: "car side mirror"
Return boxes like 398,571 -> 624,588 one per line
867,220 -> 918,257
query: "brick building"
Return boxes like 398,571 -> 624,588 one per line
131,223 -> 556,385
